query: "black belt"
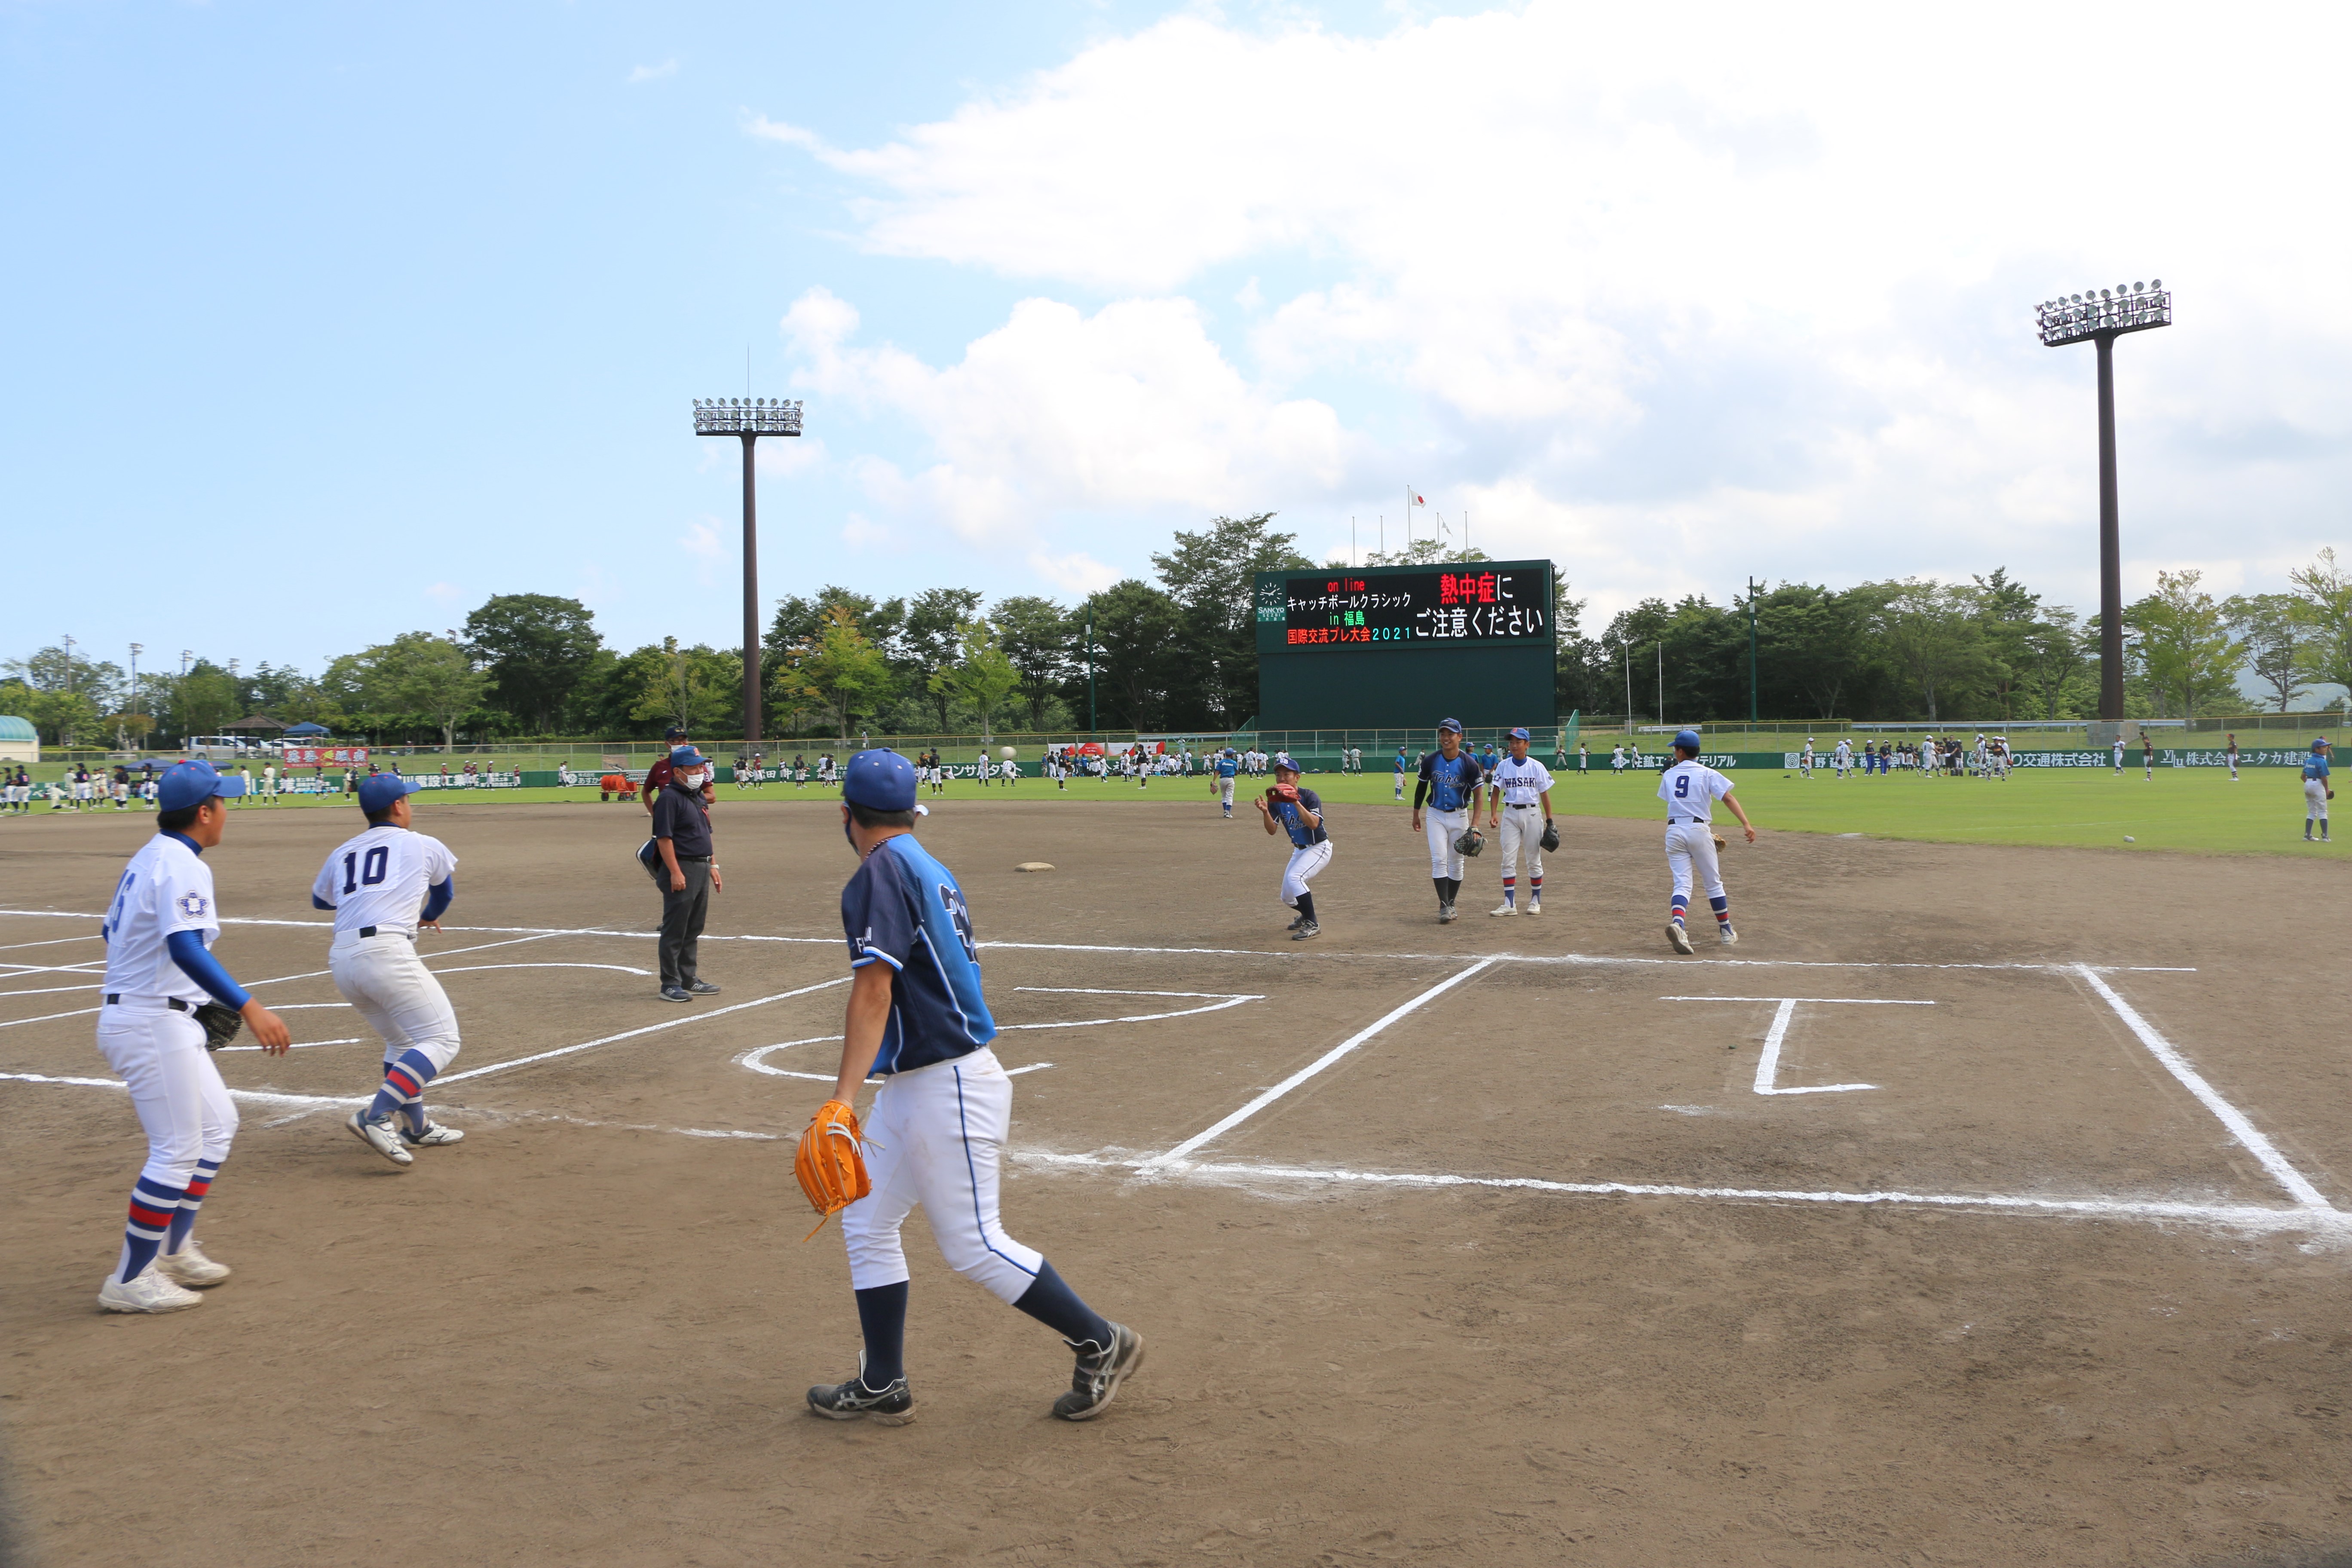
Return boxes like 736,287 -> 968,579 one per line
1505,801 -> 1538,808
1669,816 -> 1711,825
357,926 -> 413,939
105,995 -> 191,1011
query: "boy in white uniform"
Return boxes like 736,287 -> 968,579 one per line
1482,727 -> 1555,916
92,760 -> 292,1312
312,775 -> 467,1166
1657,730 -> 1757,954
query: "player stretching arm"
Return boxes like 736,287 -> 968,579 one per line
1657,730 -> 1756,955
806,751 -> 1144,1427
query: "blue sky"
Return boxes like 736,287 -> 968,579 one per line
7,2 -> 2350,676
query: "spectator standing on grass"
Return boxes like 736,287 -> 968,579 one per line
643,727 -> 688,817
650,745 -> 723,1003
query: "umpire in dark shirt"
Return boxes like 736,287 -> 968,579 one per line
651,744 -> 723,1002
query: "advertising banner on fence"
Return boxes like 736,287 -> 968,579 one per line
282,746 -> 369,766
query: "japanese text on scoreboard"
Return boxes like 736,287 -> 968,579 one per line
1271,567 -> 1548,648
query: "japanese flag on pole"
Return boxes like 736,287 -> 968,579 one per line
1412,493 -> 1425,506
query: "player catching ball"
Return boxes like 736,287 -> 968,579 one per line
806,750 -> 1143,1426
1255,759 -> 1331,940
1658,729 -> 1756,953
91,761 -> 292,1313
314,774 -> 467,1168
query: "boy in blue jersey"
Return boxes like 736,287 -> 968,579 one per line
2303,737 -> 2332,842
1215,747 -> 1241,818
808,750 -> 1143,1426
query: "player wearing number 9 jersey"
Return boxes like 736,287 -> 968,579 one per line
1657,730 -> 1756,955
312,774 -> 466,1168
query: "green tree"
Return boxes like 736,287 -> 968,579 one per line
2019,607 -> 2094,720
1077,580 -> 1184,729
992,594 -> 1071,731
2288,548 -> 2352,695
628,637 -> 738,736
927,621 -> 1022,743
1971,567 -> 2043,721
463,594 -> 605,733
2128,569 -> 2240,719
357,633 -> 489,751
902,587 -> 984,730
1362,538 -> 1487,567
781,608 -> 900,741
1151,513 -> 1313,728
2225,592 -> 2307,713
1867,580 -> 1993,722
3,646 -> 123,744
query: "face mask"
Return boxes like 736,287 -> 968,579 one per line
681,769 -> 707,789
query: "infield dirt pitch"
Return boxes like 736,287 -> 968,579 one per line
3,794 -> 2350,1567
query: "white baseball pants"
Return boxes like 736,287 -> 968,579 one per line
331,936 -> 462,1072
2306,780 -> 2330,822
1280,839 -> 1333,906
1664,821 -> 1725,903
842,1047 -> 1044,1305
95,1002 -> 237,1188
1219,778 -> 1235,809
1497,807 -> 1544,891
1424,808 -> 1470,878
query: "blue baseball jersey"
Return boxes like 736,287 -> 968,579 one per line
1216,754 -> 1239,779
2305,754 -> 2332,781
839,835 -> 996,1074
1393,752 -> 1408,773
1273,786 -> 1327,848
1418,750 -> 1484,812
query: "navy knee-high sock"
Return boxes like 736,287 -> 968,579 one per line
1014,1260 -> 1114,1351
1294,891 -> 1315,923
854,1281 -> 909,1388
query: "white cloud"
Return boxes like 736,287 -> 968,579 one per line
627,59 -> 677,84
1028,550 -> 1121,597
757,4 -> 2352,609
424,582 -> 463,605
679,520 -> 729,590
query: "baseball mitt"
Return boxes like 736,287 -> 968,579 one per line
193,1000 -> 242,1053
1712,832 -> 1729,851
794,1098 -> 873,1240
1454,827 -> 1485,858
1539,819 -> 1560,853
1269,782 -> 1301,804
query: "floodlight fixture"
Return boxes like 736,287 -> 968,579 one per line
692,396 -> 805,743
2034,277 -> 2171,720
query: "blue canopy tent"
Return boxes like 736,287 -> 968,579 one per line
282,722 -> 330,738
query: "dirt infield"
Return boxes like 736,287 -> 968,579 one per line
4,796 -> 2350,1565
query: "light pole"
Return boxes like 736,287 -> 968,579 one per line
692,396 -> 803,744
1084,615 -> 1097,733
1745,579 -> 1761,725
129,643 -> 143,751
61,635 -> 76,748
2037,279 -> 2169,721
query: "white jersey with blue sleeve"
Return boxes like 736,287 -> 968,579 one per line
100,832 -> 222,1005
312,826 -> 458,937
1657,760 -> 1733,821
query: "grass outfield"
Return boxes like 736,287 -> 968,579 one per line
11,766 -> 2335,857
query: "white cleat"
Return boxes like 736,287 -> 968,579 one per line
1489,903 -> 1517,917
1666,922 -> 1695,955
346,1112 -> 414,1167
399,1120 -> 465,1148
156,1241 -> 230,1288
1718,923 -> 1739,947
1523,899 -> 1541,916
98,1263 -> 202,1314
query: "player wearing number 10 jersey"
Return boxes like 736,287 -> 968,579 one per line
312,774 -> 468,1168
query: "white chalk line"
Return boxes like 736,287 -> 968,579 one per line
2073,964 -> 2334,1212
736,989 -> 1263,1079
1148,959 -> 1497,1168
0,933 -> 104,953
1018,1150 -> 2352,1239
1752,998 -> 1877,1096
1659,996 -> 1938,1005
432,976 -> 853,1085
0,913 -> 2205,974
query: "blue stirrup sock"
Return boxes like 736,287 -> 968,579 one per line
165,1158 -> 220,1254
1669,893 -> 1689,926
854,1280 -> 909,1389
118,1175 -> 186,1282
368,1048 -> 440,1133
1709,895 -> 1730,925
1014,1260 -> 1114,1352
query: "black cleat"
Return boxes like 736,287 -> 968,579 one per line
1291,920 -> 1320,941
1053,1322 -> 1145,1421
808,1369 -> 916,1425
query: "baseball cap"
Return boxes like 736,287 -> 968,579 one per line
843,749 -> 917,812
2315,738 -> 2332,750
157,759 -> 247,813
1438,717 -> 1463,734
1273,757 -> 1301,774
357,773 -> 420,817
1508,727 -> 1530,741
669,745 -> 709,769
664,727 -> 689,741
1673,729 -> 1703,750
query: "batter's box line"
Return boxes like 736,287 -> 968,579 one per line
1013,1149 -> 2352,1240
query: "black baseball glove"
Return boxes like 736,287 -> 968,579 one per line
1454,827 -> 1485,858
1539,819 -> 1560,853
193,1001 -> 243,1053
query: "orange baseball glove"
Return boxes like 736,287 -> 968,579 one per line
1268,782 -> 1301,804
794,1099 -> 873,1240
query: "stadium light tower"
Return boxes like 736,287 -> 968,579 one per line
2036,279 -> 2170,721
693,397 -> 802,744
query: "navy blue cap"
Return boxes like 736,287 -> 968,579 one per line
157,760 -> 247,813
1508,726 -> 1530,741
843,749 -> 916,811
669,745 -> 708,769
358,773 -> 420,816
1438,717 -> 1463,734
664,727 -> 689,741
1673,729 -> 1703,750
